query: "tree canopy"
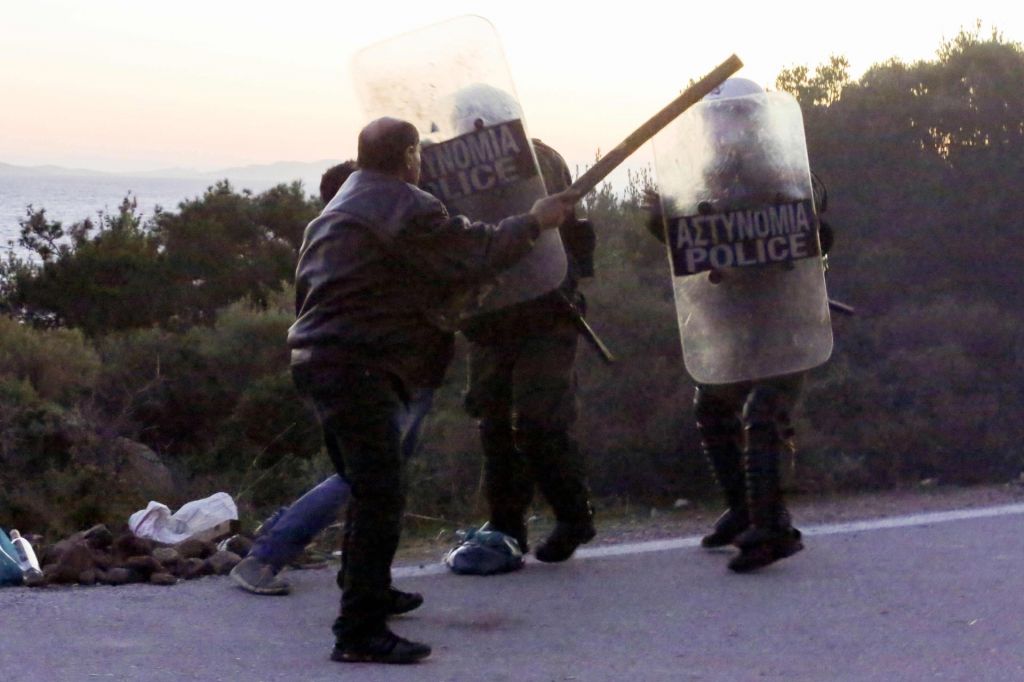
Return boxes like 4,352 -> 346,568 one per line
4,181 -> 319,335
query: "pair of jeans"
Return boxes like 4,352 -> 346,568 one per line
250,387 -> 434,570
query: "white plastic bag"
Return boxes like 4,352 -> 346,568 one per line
129,492 -> 238,544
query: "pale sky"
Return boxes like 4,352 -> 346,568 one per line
2,0 -> 1021,175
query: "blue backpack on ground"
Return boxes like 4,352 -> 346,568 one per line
0,528 -> 24,587
444,525 -> 525,576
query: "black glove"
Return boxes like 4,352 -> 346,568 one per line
560,218 -> 596,278
819,220 -> 834,255
642,189 -> 666,244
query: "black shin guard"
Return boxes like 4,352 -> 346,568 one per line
742,386 -> 787,530
728,386 -> 803,572
695,388 -> 749,546
481,419 -> 533,551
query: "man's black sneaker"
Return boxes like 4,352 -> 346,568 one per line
535,521 -> 596,563
700,508 -> 750,549
387,588 -> 423,616
727,526 -> 803,573
330,629 -> 431,664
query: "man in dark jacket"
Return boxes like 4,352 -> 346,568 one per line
231,160 -> 439,598
289,116 -> 573,664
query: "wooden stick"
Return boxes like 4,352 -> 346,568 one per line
566,54 -> 743,198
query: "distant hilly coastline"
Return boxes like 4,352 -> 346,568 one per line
0,160 -> 343,189
0,162 -> 112,178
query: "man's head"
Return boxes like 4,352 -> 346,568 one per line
319,160 -> 357,204
357,117 -> 421,185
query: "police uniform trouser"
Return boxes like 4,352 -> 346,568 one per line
465,313 -> 591,532
292,362 -> 405,641
694,374 -> 803,530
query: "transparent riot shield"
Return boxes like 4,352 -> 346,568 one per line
652,90 -> 832,384
352,15 -> 567,314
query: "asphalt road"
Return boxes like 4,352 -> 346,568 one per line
5,504 -> 1024,681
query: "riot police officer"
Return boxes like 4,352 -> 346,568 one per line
647,77 -> 835,572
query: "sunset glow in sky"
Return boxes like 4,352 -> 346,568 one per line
2,0 -> 1021,174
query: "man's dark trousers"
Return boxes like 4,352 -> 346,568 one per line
292,362 -> 406,640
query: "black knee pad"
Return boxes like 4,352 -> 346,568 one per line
694,390 -> 741,448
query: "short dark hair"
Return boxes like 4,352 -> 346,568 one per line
319,160 -> 357,204
357,118 -> 419,174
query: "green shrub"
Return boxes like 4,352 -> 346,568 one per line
0,316 -> 99,405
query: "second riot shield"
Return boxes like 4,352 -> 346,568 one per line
652,88 -> 833,385
352,15 -> 567,315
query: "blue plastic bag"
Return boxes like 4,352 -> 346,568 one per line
444,525 -> 525,576
0,529 -> 24,587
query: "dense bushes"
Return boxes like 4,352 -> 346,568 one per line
0,321 -> 127,536
0,316 -> 99,404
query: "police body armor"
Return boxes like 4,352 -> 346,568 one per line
652,88 -> 832,384
352,15 -> 567,316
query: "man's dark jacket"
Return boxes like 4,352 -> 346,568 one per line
288,169 -> 542,390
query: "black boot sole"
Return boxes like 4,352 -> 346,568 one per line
535,526 -> 596,563
728,538 -> 804,573
700,526 -> 749,549
330,643 -> 430,664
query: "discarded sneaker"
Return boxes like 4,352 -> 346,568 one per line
727,526 -> 803,573
230,556 -> 290,595
387,587 -> 423,616
330,629 -> 431,664
700,508 -> 750,549
535,520 -> 596,563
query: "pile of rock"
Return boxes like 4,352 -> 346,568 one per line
25,524 -> 253,588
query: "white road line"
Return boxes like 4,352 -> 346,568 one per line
392,503 -> 1024,579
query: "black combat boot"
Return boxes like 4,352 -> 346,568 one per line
695,392 -> 749,548
699,440 -> 749,548
534,513 -> 596,563
525,431 -> 596,563
728,519 -> 803,574
728,388 -> 803,573
728,445 -> 803,573
701,507 -> 750,549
